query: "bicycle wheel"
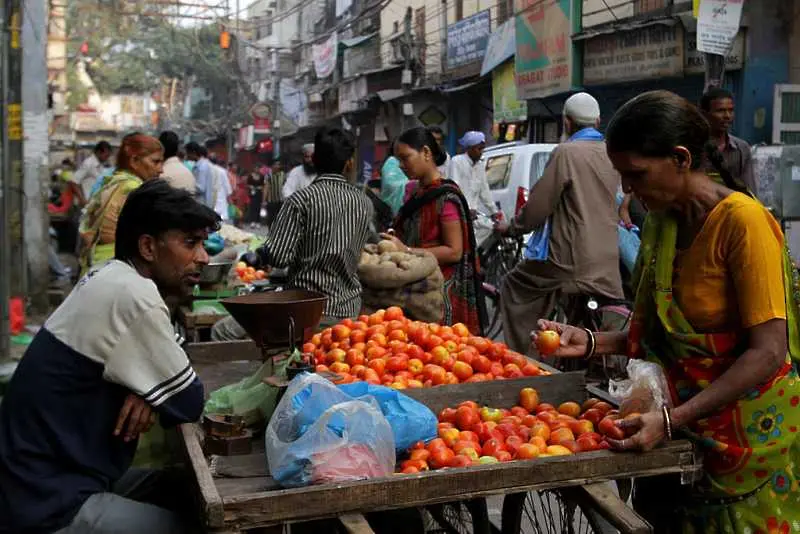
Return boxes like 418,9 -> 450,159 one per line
425,499 -> 494,534
501,490 -> 613,534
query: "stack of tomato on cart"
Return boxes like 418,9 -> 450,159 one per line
303,306 -> 548,389
398,388 -> 633,474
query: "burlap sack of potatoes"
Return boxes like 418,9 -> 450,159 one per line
361,268 -> 445,323
358,247 -> 439,289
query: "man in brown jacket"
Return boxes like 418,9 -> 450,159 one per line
496,92 -> 624,354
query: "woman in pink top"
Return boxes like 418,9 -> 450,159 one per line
380,127 -> 486,335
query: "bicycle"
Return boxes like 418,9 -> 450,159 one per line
477,230 -> 524,340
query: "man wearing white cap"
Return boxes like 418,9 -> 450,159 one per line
449,130 -> 500,246
496,92 -> 624,354
282,143 -> 317,199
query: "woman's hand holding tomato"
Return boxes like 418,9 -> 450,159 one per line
532,320 -> 589,358
605,411 -> 666,452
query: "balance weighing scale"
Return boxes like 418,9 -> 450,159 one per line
220,289 -> 328,373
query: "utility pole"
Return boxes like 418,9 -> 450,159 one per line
1,0 -> 24,360
1,0 -> 9,360
22,0 -> 49,313
402,6 -> 412,131
704,53 -> 726,91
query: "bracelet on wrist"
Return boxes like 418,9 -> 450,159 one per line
583,328 -> 596,359
662,405 -> 673,441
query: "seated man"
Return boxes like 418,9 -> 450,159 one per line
0,180 -> 220,533
212,127 -> 374,340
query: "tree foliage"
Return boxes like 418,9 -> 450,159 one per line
65,1 -> 252,130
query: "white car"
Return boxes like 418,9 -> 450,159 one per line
482,141 -> 557,220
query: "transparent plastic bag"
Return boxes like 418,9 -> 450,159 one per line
265,373 -> 396,488
608,360 -> 672,416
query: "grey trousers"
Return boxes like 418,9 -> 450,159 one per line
211,314 -> 345,341
55,468 -> 192,534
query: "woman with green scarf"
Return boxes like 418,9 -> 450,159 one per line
78,133 -> 164,275
536,91 -> 800,533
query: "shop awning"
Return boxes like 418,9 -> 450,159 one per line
572,17 -> 676,41
376,89 -> 408,102
340,32 -> 377,48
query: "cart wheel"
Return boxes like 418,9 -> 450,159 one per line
501,490 -> 613,534
425,499 -> 493,534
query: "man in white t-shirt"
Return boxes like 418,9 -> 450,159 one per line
0,180 -> 221,533
210,158 -> 233,222
282,143 -> 317,199
449,131 -> 499,246
73,141 -> 113,201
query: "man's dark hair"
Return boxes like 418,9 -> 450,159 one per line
313,127 -> 355,175
700,87 -> 734,112
159,131 -> 180,160
115,179 -> 221,262
94,141 -> 111,154
184,141 -> 207,157
427,126 -> 445,137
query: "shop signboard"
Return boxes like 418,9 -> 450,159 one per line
697,0 -> 744,55
446,10 -> 491,70
312,32 -> 338,79
493,61 -> 527,124
583,24 -> 684,85
481,18 -> 516,76
515,0 -> 574,100
685,30 -> 744,74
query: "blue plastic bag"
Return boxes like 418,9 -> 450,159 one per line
265,374 -> 395,488
338,382 -> 438,451
523,218 -> 551,261
618,224 -> 641,274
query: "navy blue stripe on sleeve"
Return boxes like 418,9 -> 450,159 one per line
156,377 -> 204,427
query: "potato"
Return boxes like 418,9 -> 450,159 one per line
364,243 -> 378,254
359,251 -> 372,265
377,240 -> 398,254
378,261 -> 396,269
398,260 -> 413,270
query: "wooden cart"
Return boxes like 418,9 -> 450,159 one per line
181,344 -> 700,534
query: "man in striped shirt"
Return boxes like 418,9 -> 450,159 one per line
212,128 -> 373,341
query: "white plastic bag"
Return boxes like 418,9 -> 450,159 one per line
608,360 -> 672,416
265,373 -> 396,488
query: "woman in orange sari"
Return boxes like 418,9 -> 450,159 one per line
78,134 -> 164,275
537,91 -> 800,533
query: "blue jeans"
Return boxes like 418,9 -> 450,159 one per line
55,468 -> 190,534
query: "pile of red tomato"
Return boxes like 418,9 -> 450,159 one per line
398,388 -> 630,473
304,307 -> 549,389
234,261 -> 267,284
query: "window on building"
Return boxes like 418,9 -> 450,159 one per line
634,0 -> 665,15
415,7 -> 426,66
265,11 -> 273,37
497,0 -> 514,24
486,154 -> 513,190
456,0 -> 463,21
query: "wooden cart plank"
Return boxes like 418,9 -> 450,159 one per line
220,442 -> 695,530
187,340 -> 262,363
402,372 -> 585,413
180,424 -> 226,528
338,513 -> 376,534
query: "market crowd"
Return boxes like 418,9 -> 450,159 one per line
4,86 -> 796,534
